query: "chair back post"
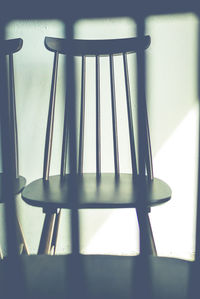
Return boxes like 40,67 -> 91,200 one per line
109,54 -> 120,175
0,49 -> 18,258
43,51 -> 59,180
145,113 -> 154,180
123,52 -> 138,177
136,17 -> 150,253
8,53 -> 19,178
60,96 -> 69,176
0,38 -> 24,257
78,55 -> 86,174
64,21 -> 80,255
64,19 -> 87,299
135,16 -> 153,299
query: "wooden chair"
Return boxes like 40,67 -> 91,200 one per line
21,35 -> 172,255
0,38 -> 28,257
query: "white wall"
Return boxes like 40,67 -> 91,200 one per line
0,14 -> 198,258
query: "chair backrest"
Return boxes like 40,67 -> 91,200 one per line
0,39 -> 26,298
0,38 -> 23,179
0,39 -> 23,206
43,36 -> 153,181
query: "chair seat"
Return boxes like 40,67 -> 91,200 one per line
0,254 -> 192,299
0,173 -> 26,203
22,173 -> 171,209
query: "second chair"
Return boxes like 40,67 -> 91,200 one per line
0,38 -> 28,257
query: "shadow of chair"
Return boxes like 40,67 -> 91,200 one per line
0,38 -> 28,257
21,35 -> 171,255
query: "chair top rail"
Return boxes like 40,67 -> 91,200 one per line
44,36 -> 151,56
0,38 -> 23,55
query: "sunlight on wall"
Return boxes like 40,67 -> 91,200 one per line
151,103 -> 198,260
146,13 -> 199,259
146,14 -> 198,155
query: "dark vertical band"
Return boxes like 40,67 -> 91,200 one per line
195,19 -> 200,261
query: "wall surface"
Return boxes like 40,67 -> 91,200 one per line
0,14 -> 198,258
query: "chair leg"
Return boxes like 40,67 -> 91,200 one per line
16,217 -> 29,255
146,213 -> 157,256
50,209 -> 61,255
136,209 -> 157,256
38,210 -> 56,254
0,218 -> 28,258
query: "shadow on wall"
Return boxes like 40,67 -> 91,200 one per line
0,14 -> 198,255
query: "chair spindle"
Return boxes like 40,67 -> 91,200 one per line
109,54 -> 120,175
96,55 -> 101,175
60,60 -> 70,177
145,115 -> 154,180
43,51 -> 59,180
8,53 -> 19,178
123,53 -> 137,176
60,99 -> 69,176
78,56 -> 86,174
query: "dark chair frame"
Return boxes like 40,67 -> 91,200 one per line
22,36 -> 171,255
0,38 -> 28,257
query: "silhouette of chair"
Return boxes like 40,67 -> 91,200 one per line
21,36 -> 172,255
0,38 -> 28,257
